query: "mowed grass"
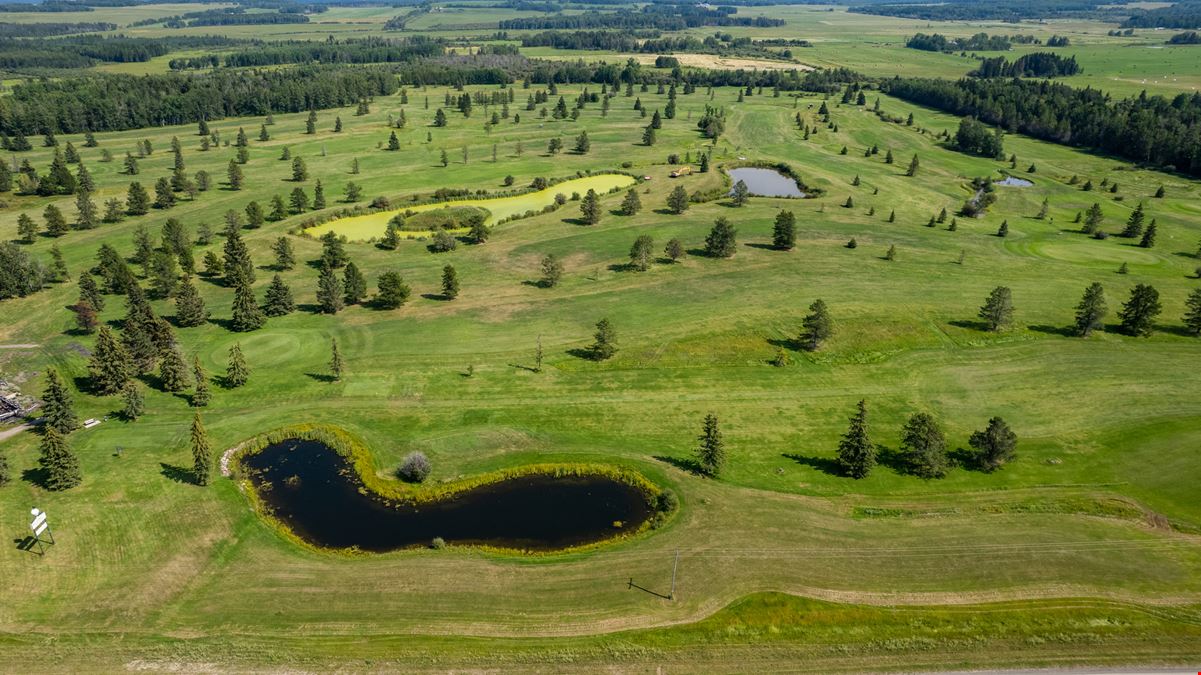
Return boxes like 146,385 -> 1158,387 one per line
304,173 -> 636,240
1,85 -> 1201,670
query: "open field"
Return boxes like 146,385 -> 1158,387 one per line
2,74 -> 1201,669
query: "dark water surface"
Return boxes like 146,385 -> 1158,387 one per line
727,167 -> 805,197
243,439 -> 653,552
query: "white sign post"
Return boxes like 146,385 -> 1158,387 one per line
29,508 -> 55,556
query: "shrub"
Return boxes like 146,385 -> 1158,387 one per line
398,451 -> 432,483
430,536 -> 446,549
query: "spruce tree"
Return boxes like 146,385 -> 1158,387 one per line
88,326 -> 132,395
579,189 -> 602,225
230,275 -> 265,331
380,222 -> 402,250
173,277 -> 207,327
78,272 -> 104,311
1083,202 -> 1104,233
44,204 -> 68,237
39,426 -> 81,491
905,154 -> 920,177
591,318 -> 617,360
191,412 -> 212,486
317,264 -> 344,314
121,381 -> 143,420
17,213 -> 37,243
667,185 -> 689,214
1183,288 -> 1201,336
704,217 -> 737,258
969,417 -> 1017,471
225,343 -> 249,387
772,210 -> 796,250
540,254 -> 564,288
262,275 -> 294,317
978,286 -> 1015,331
1121,202 -> 1145,237
319,231 -> 348,269
1139,220 -> 1157,248
159,345 -> 190,392
694,413 -> 725,477
1118,284 -> 1161,336
801,299 -> 833,350
329,338 -> 344,381
1073,282 -> 1107,337
191,356 -> 210,407
620,188 -> 642,216
900,412 -> 948,478
376,271 -> 411,309
41,368 -> 77,434
441,265 -> 460,299
837,400 -> 875,479
343,262 -> 367,305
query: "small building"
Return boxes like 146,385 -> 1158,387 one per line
0,394 -> 21,423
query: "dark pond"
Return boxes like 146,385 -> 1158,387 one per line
727,167 -> 805,198
243,439 -> 653,552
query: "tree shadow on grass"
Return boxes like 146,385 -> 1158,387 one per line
653,455 -> 704,475
21,467 -> 49,489
1028,323 -> 1075,337
607,262 -> 639,273
306,372 -> 337,383
420,293 -> 453,302
565,347 -> 600,361
744,242 -> 780,251
520,279 -> 553,289
1155,324 -> 1200,338
766,336 -> 802,352
875,445 -> 912,475
947,319 -> 991,332
160,462 -> 198,485
782,453 -> 841,476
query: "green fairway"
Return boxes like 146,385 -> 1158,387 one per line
1,33 -> 1201,669
304,173 -> 636,240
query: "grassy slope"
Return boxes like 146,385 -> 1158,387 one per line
1,85 -> 1200,670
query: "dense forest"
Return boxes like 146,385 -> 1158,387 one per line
498,6 -> 784,30
0,35 -> 241,72
1121,3 -> 1201,29
970,52 -> 1081,78
0,66 -> 397,135
905,32 -> 1014,52
851,0 -> 1116,22
881,76 -> 1201,176
0,21 -> 114,37
169,37 -> 445,69
1168,31 -> 1201,44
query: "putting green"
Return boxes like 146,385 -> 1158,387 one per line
304,173 -> 637,241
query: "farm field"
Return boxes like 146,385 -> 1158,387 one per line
3,0 -> 1201,669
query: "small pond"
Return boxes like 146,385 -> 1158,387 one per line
996,175 -> 1033,187
243,439 -> 654,552
727,167 -> 805,198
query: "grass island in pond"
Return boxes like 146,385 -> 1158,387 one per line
303,173 -> 637,241
242,438 -> 660,552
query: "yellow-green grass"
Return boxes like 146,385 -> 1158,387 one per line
304,173 -> 636,240
2,85 -> 1201,670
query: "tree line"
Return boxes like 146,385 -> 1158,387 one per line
970,52 -> 1081,78
880,76 -> 1201,177
169,36 -> 445,70
498,6 -> 784,31
905,32 -> 1014,53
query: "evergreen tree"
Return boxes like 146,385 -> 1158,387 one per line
376,271 -> 410,309
591,318 -> 617,360
704,217 -> 737,258
148,250 -> 179,300
174,277 -> 208,327
49,245 -> 68,281
43,205 -> 68,237
1073,282 -> 1107,337
262,274 -> 294,317
313,180 -> 326,209
343,262 -> 367,305
41,368 -> 77,434
772,210 -> 796,250
317,264 -> 344,314
75,191 -> 98,230
468,220 -> 490,245
245,201 -> 265,229
159,345 -> 189,392
1118,284 -> 1161,336
289,187 -> 309,213
191,411 -> 212,486
574,130 -> 590,154
230,275 -> 265,331
641,125 -> 656,146
78,272 -> 104,311
1083,202 -> 1104,233
306,110 -> 317,134
996,220 -> 1009,237
226,343 -> 249,388
441,265 -> 460,299
329,338 -> 344,381
88,326 -> 132,395
540,254 -> 563,288
837,399 -> 875,479
120,381 -> 143,421
579,189 -> 602,225
1183,288 -> 1201,336
387,131 -> 400,151
39,426 -> 81,491
380,221 -> 402,250
1121,202 -> 1146,238
0,449 -> 8,487
319,231 -> 348,268
222,228 -> 254,284
226,160 -> 243,190
900,412 -> 948,478
629,235 -> 654,271
664,238 -> 684,262
1140,219 -> 1157,248
801,299 -> 833,350
191,355 -> 210,407
730,180 -> 750,207
666,186 -> 689,214
969,417 -> 1017,471
978,286 -> 1015,331
17,212 -> 37,243
620,189 -> 641,216
905,154 -> 920,177
694,413 -> 725,477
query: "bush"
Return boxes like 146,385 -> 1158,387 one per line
398,451 -> 431,483
430,536 -> 446,549
370,196 -> 390,209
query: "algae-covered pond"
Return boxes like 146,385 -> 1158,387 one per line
304,173 -> 636,241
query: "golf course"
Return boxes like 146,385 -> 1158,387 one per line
1,2 -> 1200,671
